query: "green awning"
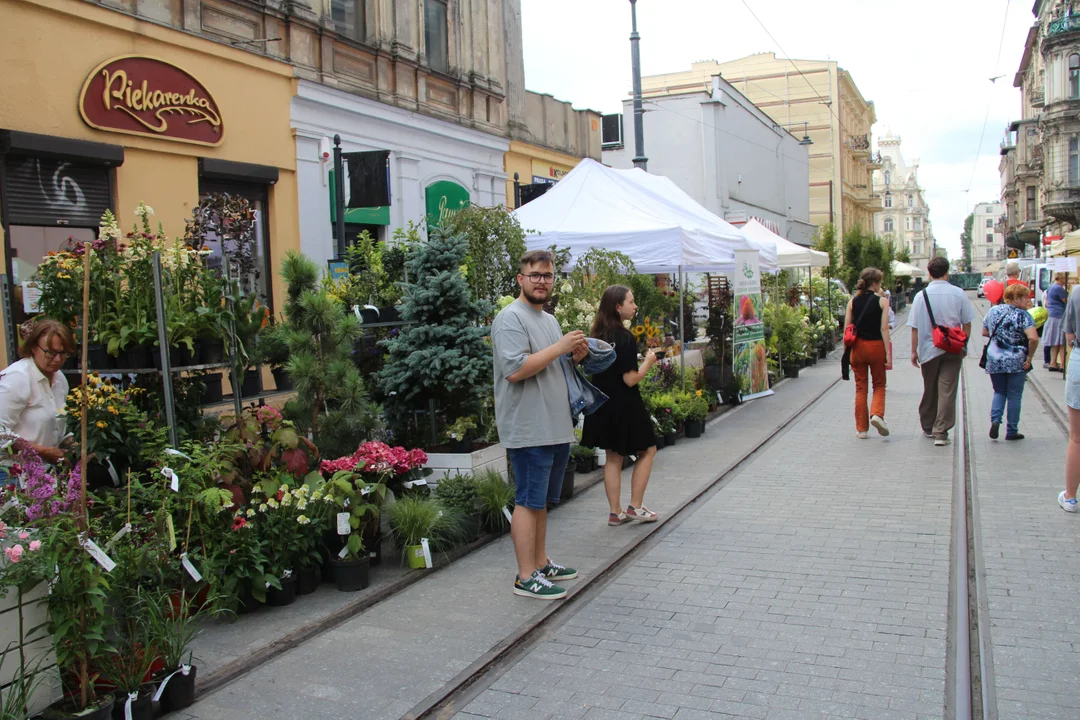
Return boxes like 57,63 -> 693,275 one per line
328,169 -> 390,225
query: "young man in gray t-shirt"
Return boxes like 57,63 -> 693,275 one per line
491,249 -> 588,600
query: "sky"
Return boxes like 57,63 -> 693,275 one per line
520,0 -> 1035,260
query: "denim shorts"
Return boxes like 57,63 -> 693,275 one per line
1068,351 -> 1080,411
507,444 -> 571,510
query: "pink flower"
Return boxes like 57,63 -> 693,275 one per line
5,545 -> 23,563
0,521 -> 7,539
28,540 -> 40,552
17,532 -> 28,540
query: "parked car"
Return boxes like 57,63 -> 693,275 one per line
977,276 -> 992,298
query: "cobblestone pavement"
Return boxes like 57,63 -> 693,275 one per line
965,298 -> 1079,720
455,340 -> 957,720
174,358 -> 840,719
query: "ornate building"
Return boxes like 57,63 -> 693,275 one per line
872,134 -> 934,270
972,201 -> 1006,269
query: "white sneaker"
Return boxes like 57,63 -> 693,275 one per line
856,431 -> 869,439
1059,491 -> 1078,513
870,415 -> 890,437
923,431 -> 934,438
934,438 -> 951,447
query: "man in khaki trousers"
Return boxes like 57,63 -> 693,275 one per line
908,257 -> 976,446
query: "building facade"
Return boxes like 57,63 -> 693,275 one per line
972,201 -> 1006,269
1,0 -> 298,361
871,133 -> 935,270
603,75 -> 813,246
640,54 -> 880,234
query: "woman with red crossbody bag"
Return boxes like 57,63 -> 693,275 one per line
843,268 -> 892,439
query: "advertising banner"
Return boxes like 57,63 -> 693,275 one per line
732,250 -> 773,401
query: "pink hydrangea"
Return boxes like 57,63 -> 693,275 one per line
5,545 -> 23,563
28,540 -> 41,552
17,532 -> 28,540
321,442 -> 427,478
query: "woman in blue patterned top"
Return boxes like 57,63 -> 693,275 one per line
982,283 -> 1039,440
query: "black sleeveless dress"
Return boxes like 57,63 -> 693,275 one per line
580,329 -> 656,455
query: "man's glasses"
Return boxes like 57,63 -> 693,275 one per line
36,346 -> 69,359
522,273 -> 555,284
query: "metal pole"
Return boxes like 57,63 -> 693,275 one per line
629,0 -> 648,170
333,134 -> 347,260
513,172 -> 521,209
679,266 -> 686,388
152,252 -> 179,449
222,257 -> 244,419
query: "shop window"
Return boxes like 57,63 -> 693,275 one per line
1070,137 -> 1080,185
424,0 -> 449,74
332,0 -> 365,43
197,181 -> 273,311
1026,186 -> 1037,219
1070,54 -> 1080,99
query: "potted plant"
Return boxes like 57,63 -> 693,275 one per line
251,483 -> 322,606
680,391 -> 710,439
386,495 -> 467,569
319,464 -> 383,592
208,509 -> 276,614
445,416 -> 477,454
433,474 -> 481,542
474,470 -> 514,535
98,624 -> 157,720
570,444 -> 594,474
141,587 -> 209,714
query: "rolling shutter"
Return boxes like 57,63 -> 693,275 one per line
4,155 -> 112,227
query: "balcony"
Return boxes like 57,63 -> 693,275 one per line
1029,87 -> 1045,107
1043,186 -> 1080,226
846,134 -> 870,156
1043,15 -> 1080,52
866,151 -> 883,170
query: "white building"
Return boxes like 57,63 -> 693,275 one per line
972,201 -> 1005,270
602,75 -> 813,246
872,133 -> 934,269
292,80 -> 509,271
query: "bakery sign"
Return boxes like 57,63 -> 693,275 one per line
79,56 -> 224,146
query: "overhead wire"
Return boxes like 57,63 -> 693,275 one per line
965,0 -> 1012,194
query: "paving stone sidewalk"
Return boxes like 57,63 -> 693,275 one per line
456,343 -> 955,720
965,301 -> 1080,720
174,358 -> 840,719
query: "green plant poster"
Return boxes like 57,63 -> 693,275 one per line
732,250 -> 772,400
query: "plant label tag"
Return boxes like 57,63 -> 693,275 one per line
0,499 -> 17,516
353,305 -> 363,322
717,391 -> 723,405
164,448 -> 193,461
125,691 -> 138,720
420,538 -> 433,569
502,507 -> 513,524
152,666 -> 190,702
336,512 -> 350,535
82,538 -> 116,572
106,457 -> 120,487
337,545 -> 349,559
162,466 -> 179,492
343,497 -> 350,508
166,515 -> 177,551
104,523 -> 132,551
180,552 -> 203,582
360,486 -> 372,496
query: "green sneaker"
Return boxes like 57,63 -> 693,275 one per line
541,558 -> 578,580
513,571 -> 567,600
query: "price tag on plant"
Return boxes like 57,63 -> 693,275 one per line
0,498 -> 18,516
161,466 -> 179,492
420,538 -> 433,569
338,545 -> 349,559
502,506 -> 513,524
164,448 -> 194,461
106,457 -> 120,487
336,512 -> 350,535
360,486 -> 372,496
104,523 -> 132,552
82,537 -> 116,572
180,552 -> 203,582
166,515 -> 177,551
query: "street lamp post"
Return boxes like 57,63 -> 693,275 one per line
629,0 -> 647,170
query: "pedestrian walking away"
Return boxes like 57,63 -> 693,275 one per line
844,268 -> 892,439
1059,283 -> 1080,512
909,257 -> 976,446
1044,272 -> 1069,371
982,283 -> 1038,441
491,249 -> 586,600
580,285 -> 661,526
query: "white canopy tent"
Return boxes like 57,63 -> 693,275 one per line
892,260 -> 927,279
1047,230 -> 1080,257
512,159 -> 777,273
740,219 -> 828,269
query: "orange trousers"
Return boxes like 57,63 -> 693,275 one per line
852,339 -> 887,432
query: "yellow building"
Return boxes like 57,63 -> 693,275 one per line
505,92 -> 601,208
641,54 -> 881,234
0,0 -> 298,362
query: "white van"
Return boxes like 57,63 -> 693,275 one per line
1018,263 -> 1051,307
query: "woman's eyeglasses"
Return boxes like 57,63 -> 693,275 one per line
36,346 -> 69,359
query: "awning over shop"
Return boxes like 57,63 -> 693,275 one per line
740,219 -> 829,269
512,159 -> 776,273
892,260 -> 927,278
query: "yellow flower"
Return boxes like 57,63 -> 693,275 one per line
107,406 -> 118,415
95,421 -> 107,429
696,390 -> 703,397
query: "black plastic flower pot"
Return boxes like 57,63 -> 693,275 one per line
267,575 -> 297,606
169,344 -> 193,368
199,337 -> 226,365
107,349 -> 128,370
296,565 -> 319,596
560,469 -> 575,500
664,432 -> 676,447
50,695 -> 114,720
110,687 -> 152,720
819,345 -> 829,359
200,373 -> 223,405
362,521 -> 383,567
378,306 -> 401,324
331,556 -> 370,592
449,438 -> 473,454
806,355 -> 817,367
87,343 -> 108,370
655,434 -> 666,450
359,307 -> 380,324
783,364 -> 800,379
684,419 -> 705,439
236,584 -> 263,615
241,367 -> 263,397
576,459 -> 592,473
62,352 -> 79,371
157,667 -> 196,714
271,367 -> 293,392
126,344 -> 152,369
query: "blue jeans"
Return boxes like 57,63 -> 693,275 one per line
506,444 -> 571,510
990,372 -> 1026,436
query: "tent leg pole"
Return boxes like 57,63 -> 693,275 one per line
679,266 -> 686,389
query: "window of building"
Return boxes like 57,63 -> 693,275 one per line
332,0 -> 365,42
884,171 -> 891,185
883,217 -> 894,233
1070,54 -> 1080,99
885,194 -> 893,208
906,216 -> 912,230
907,194 -> 914,207
1027,186 -> 1037,219
424,0 -> 449,74
986,218 -> 993,228
1071,136 -> 1079,185
986,233 -> 993,243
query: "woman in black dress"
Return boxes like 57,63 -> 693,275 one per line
581,285 -> 660,526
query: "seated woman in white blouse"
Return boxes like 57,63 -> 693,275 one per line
0,319 -> 75,463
